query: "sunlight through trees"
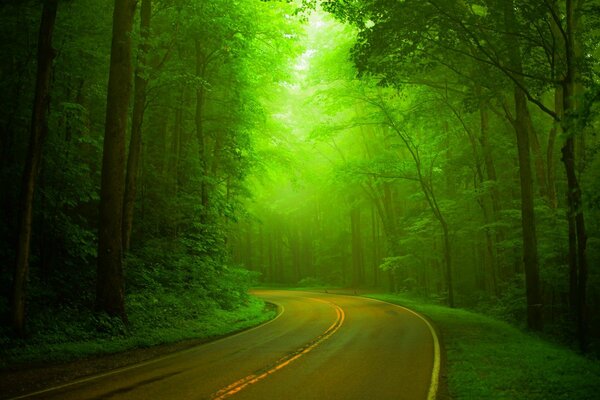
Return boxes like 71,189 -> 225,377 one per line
1,0 -> 599,360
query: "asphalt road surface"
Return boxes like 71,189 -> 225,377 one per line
11,290 -> 440,400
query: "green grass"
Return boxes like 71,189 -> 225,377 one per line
0,296 -> 275,368
366,293 -> 600,400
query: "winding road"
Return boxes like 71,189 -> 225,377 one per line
10,290 -> 440,400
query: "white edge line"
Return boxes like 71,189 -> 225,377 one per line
7,302 -> 285,400
257,289 -> 439,400
358,295 -> 440,400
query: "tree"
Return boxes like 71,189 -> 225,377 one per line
96,0 -> 136,321
123,0 -> 151,253
561,0 -> 589,351
12,0 -> 58,337
321,0 -> 553,330
501,0 -> 543,331
360,90 -> 456,306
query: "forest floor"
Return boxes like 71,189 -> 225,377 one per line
0,300 -> 277,400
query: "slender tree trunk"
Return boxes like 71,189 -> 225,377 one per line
415,162 -> 454,306
368,187 -> 395,292
479,129 -> 500,220
11,0 -> 58,337
267,228 -> 274,282
195,40 -> 209,224
246,223 -> 253,271
371,203 -> 379,287
514,89 -> 543,331
171,89 -> 184,194
96,0 -> 136,321
440,219 -> 454,306
503,0 -> 543,331
290,227 -> 301,282
565,163 -> 578,315
547,88 -> 562,209
122,0 -> 151,253
466,88 -> 499,295
562,0 -> 588,352
211,130 -> 223,178
350,206 -> 364,288
478,93 -> 503,290
527,116 -> 549,201
414,157 -> 454,306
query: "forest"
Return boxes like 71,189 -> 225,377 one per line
0,0 -> 599,390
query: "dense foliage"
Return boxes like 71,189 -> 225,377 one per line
1,0 -> 599,366
0,0 -> 300,348
229,2 -> 600,353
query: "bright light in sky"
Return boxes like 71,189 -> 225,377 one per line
294,12 -> 327,71
295,49 -> 316,71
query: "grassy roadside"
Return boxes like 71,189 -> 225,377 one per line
366,293 -> 600,400
0,296 -> 275,368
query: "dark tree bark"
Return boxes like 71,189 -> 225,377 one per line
195,40 -> 209,224
547,87 -> 562,210
503,0 -> 543,331
562,0 -> 588,352
514,89 -> 543,331
96,0 -> 136,321
170,88 -> 185,195
371,203 -> 380,287
123,0 -> 151,253
11,0 -> 58,337
478,96 -> 499,295
350,206 -> 364,288
527,116 -> 549,201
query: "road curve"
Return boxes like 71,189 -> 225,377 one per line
11,290 -> 439,400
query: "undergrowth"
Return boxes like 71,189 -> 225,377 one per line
0,246 -> 273,368
0,295 -> 272,369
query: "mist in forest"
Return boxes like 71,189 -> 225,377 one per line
0,1 -> 599,396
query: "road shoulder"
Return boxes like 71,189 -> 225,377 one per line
0,302 -> 280,400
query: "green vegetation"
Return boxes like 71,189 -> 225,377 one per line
0,0 -> 599,395
0,0 -> 299,364
0,296 -> 274,368
229,2 -> 600,355
368,293 -> 600,400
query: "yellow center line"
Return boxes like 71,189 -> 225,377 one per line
210,299 -> 345,400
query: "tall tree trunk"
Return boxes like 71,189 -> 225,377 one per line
527,116 -> 549,201
514,89 -> 543,330
122,0 -> 151,253
562,0 -> 588,352
290,227 -> 301,282
547,88 -> 562,209
211,130 -> 223,178
195,40 -> 209,224
371,203 -> 380,287
415,158 -> 454,306
246,223 -> 253,271
96,0 -> 136,321
11,0 -> 58,337
258,224 -> 265,279
504,0 -> 543,331
478,91 -> 503,289
170,89 -> 184,194
440,218 -> 454,306
350,206 -> 364,288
